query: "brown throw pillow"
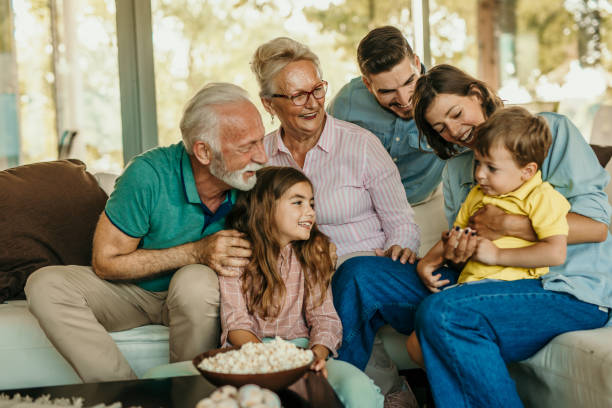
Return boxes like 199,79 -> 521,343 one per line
0,159 -> 108,302
590,144 -> 612,168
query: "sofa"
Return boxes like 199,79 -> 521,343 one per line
1,153 -> 612,407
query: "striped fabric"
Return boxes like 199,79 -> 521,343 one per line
264,114 -> 420,257
219,244 -> 342,355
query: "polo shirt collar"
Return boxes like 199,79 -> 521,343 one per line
181,148 -> 201,204
496,171 -> 542,200
180,147 -> 237,208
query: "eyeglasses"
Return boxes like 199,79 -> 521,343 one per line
271,81 -> 328,106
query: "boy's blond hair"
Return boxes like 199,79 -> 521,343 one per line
474,106 -> 552,168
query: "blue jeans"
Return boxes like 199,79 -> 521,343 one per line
415,279 -> 609,408
331,255 -> 457,370
332,256 -> 609,407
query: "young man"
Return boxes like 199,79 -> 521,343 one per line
25,83 -> 268,382
328,26 -> 445,206
328,26 -> 443,407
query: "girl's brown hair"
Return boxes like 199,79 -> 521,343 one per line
412,64 -> 504,160
225,166 -> 334,319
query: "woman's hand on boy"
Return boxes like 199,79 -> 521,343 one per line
442,227 -> 478,264
310,345 -> 329,378
196,229 -> 252,276
375,245 -> 417,264
469,204 -> 537,242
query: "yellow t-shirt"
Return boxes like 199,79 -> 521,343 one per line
455,171 -> 570,283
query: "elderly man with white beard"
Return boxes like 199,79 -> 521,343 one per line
25,83 -> 268,382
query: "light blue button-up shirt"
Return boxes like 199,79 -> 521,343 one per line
328,76 -> 446,204
443,112 -> 612,313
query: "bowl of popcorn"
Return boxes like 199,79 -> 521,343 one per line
193,337 -> 314,391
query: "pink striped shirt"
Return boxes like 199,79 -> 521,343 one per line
219,244 -> 342,356
264,114 -> 420,257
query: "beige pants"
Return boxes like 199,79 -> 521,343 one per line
25,264 -> 220,382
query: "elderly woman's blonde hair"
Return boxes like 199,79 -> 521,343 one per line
251,37 -> 322,97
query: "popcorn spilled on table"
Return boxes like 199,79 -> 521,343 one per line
195,384 -> 281,408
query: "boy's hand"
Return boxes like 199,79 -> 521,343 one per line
472,237 -> 499,265
310,345 -> 329,378
416,257 -> 449,293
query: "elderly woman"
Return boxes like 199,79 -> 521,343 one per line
252,37 -> 420,262
250,37 -> 419,406
333,63 -> 612,408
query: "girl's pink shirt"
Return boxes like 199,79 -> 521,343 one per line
219,244 -> 342,356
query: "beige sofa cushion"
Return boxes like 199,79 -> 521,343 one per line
509,327 -> 612,408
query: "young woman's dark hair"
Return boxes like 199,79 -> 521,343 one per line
412,64 -> 504,160
225,166 -> 334,319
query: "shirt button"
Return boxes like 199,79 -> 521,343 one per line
395,137 -> 400,141
393,157 -> 398,162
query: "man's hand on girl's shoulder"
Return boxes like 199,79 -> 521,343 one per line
195,229 -> 252,276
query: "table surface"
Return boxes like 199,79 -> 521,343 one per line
4,373 -> 344,408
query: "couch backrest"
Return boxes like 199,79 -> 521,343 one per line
94,172 -> 118,196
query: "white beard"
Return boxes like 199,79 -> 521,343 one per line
209,152 -> 263,191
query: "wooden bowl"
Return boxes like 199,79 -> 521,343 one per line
192,346 -> 314,391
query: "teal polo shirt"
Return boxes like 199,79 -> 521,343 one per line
105,142 -> 236,292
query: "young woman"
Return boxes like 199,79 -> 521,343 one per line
332,64 -> 611,408
220,166 -> 384,408
408,64 -> 612,408
406,106 -> 571,367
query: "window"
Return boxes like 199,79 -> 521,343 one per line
151,0 -> 419,144
5,0 -> 123,172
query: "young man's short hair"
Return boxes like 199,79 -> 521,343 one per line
474,106 -> 552,168
357,26 -> 415,76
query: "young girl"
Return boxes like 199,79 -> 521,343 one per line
220,166 -> 383,408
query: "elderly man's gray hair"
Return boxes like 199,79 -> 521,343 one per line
180,82 -> 252,155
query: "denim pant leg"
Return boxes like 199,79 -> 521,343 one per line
332,256 -> 458,370
415,279 -> 609,408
